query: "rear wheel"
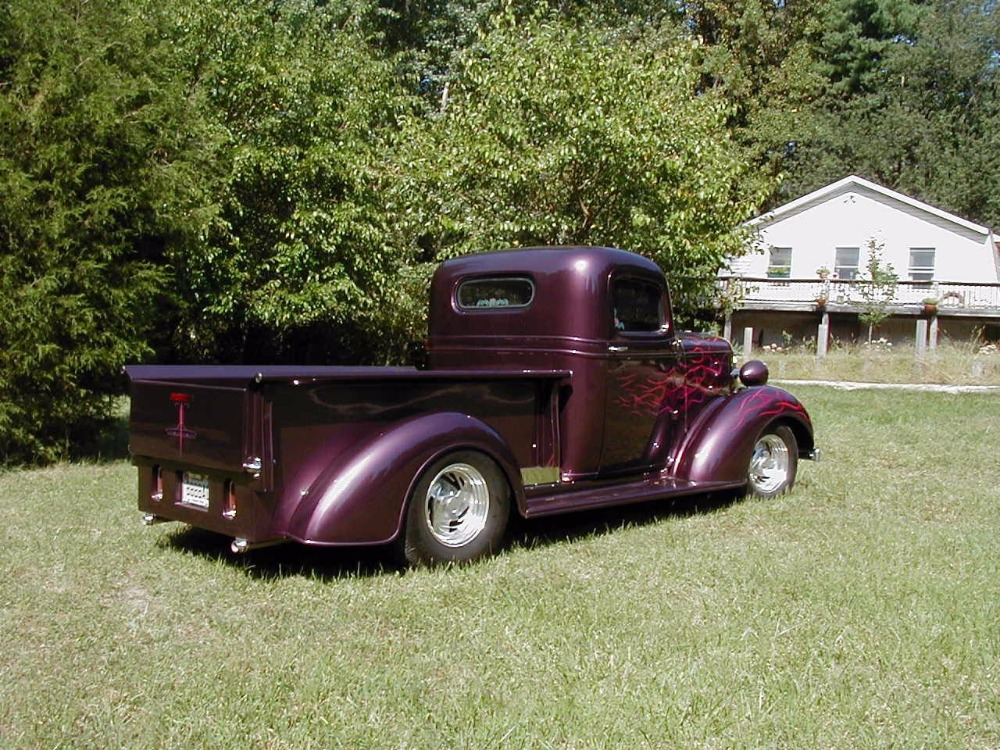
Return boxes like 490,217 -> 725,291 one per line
747,424 -> 798,498
401,451 -> 510,566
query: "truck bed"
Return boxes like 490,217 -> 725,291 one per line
126,365 -> 569,545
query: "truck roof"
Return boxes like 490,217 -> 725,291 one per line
429,246 -> 669,344
435,246 -> 661,278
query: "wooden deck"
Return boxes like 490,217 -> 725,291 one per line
718,277 -> 1000,318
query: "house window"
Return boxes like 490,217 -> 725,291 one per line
767,247 -> 792,278
835,247 -> 860,280
908,248 -> 935,282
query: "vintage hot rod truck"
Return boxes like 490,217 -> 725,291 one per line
127,246 -> 818,565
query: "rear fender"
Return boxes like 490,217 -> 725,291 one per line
673,386 -> 815,485
281,412 -> 522,546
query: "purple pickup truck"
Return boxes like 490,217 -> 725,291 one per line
127,246 -> 818,565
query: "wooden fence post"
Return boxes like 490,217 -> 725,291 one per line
743,327 -> 754,357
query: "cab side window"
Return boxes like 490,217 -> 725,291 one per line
612,277 -> 664,333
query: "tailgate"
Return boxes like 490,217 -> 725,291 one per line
128,376 -> 263,476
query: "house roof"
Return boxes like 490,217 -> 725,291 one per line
748,175 -> 993,238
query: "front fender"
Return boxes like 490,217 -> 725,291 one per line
674,386 -> 815,485
280,412 -> 521,546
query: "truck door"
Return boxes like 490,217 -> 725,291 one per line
601,274 -> 682,475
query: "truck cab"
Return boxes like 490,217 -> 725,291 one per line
427,247 -> 736,480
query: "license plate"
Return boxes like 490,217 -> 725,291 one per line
181,473 -> 210,508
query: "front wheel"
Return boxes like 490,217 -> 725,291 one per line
401,451 -> 510,566
746,424 -> 798,498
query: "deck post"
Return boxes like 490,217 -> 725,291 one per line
915,319 -> 928,357
743,327 -> 754,356
817,310 -> 830,359
928,315 -> 939,350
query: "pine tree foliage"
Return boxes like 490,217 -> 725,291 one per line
775,0 -> 1000,225
0,0 -> 219,462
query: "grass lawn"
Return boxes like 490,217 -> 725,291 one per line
1,388 -> 998,748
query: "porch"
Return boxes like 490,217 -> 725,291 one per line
717,277 -> 1000,349
719,277 -> 1000,313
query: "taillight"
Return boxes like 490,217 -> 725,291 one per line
151,465 -> 163,502
223,480 -> 237,519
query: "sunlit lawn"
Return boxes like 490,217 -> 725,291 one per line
1,388 -> 997,748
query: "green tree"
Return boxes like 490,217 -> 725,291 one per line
856,238 -> 898,344
0,0 -> 219,463
779,0 -> 1000,226
391,18 -> 769,319
678,0 -> 827,181
371,0 -> 684,87
152,0 -> 421,365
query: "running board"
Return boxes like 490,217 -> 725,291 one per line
523,476 -> 739,518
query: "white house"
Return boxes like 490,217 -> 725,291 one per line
731,174 -> 998,285
721,175 -> 1000,346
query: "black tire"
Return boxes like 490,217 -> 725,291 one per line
401,451 -> 510,566
746,424 -> 798,498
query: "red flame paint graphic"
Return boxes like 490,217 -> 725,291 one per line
614,343 -> 731,417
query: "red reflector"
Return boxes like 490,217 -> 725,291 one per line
170,392 -> 192,403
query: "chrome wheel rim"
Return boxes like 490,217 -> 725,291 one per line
748,434 -> 790,494
424,463 -> 490,547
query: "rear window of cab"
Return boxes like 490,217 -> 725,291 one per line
457,277 -> 535,310
612,276 -> 666,333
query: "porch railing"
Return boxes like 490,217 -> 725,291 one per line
717,277 -> 1000,312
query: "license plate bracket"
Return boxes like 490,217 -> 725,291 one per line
181,473 -> 210,509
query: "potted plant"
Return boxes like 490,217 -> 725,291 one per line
922,297 -> 938,315
815,295 -> 827,310
816,266 -> 831,280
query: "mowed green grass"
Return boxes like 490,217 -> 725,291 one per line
1,388 -> 997,749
